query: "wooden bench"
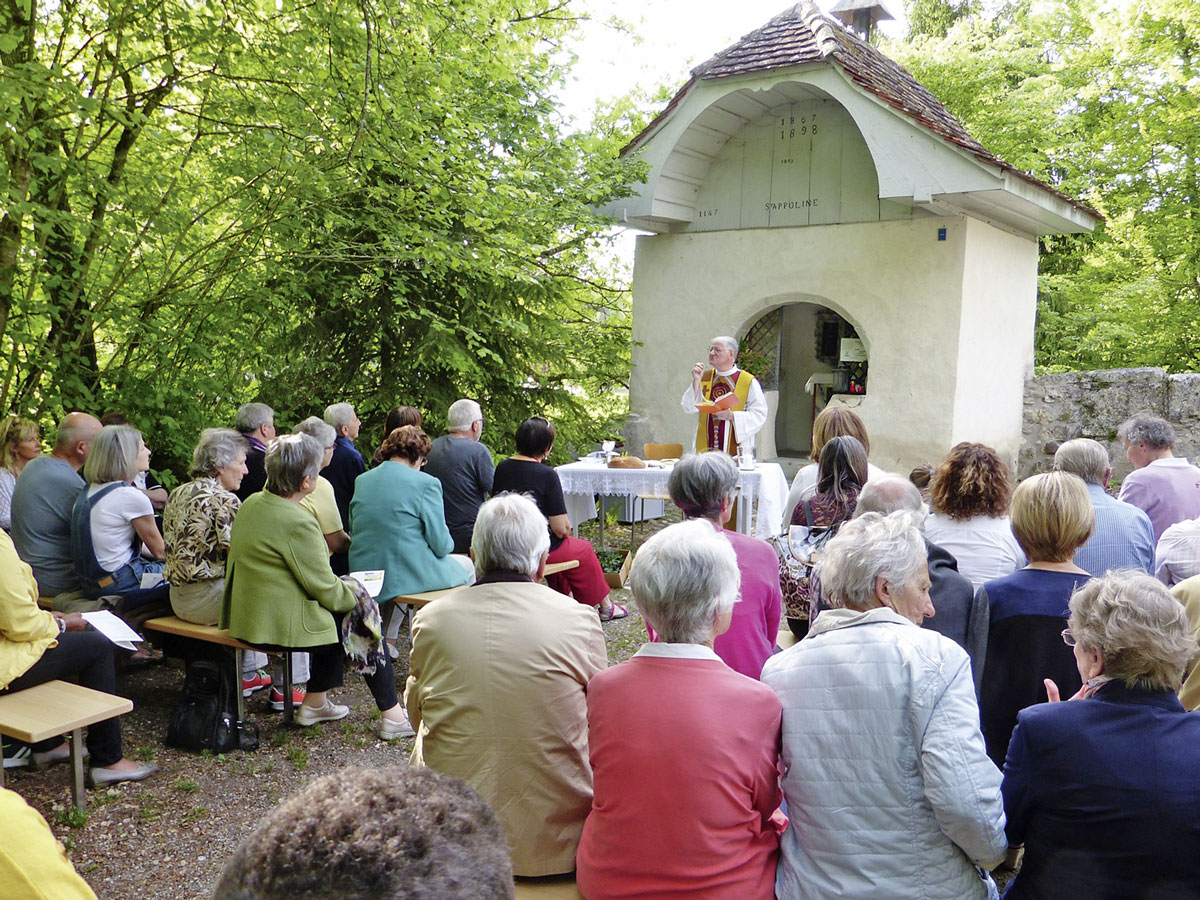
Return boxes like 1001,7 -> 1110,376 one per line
513,875 -> 583,898
0,680 -> 133,811
391,560 -> 581,608
142,617 -> 300,726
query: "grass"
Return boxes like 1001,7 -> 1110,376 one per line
133,745 -> 156,762
54,807 -> 89,829
140,797 -> 164,822
177,778 -> 199,794
284,745 -> 308,771
182,805 -> 208,825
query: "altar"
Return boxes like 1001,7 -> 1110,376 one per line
556,460 -> 789,539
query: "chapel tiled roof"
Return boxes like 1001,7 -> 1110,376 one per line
624,2 -> 1095,217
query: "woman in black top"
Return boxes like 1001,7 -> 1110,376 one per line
492,417 -> 626,621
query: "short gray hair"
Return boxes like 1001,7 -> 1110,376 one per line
265,433 -> 322,497
668,452 -> 738,521
1117,413 -> 1175,450
712,334 -> 738,356
323,402 -> 357,432
854,475 -> 923,517
471,494 -> 550,577
447,399 -> 482,431
1054,438 -> 1110,485
631,519 -> 739,645
82,425 -> 142,484
1069,571 -> 1197,692
235,402 -> 274,434
818,512 -> 926,613
190,428 -> 248,479
293,416 -> 336,448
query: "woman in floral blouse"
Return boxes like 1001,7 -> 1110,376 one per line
163,428 -> 278,695
163,428 -> 248,624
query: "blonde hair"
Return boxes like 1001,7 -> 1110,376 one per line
0,415 -> 38,472
82,425 -> 143,484
1010,471 -> 1095,563
810,407 -> 870,462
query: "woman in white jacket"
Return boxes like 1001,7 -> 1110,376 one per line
762,512 -> 1007,900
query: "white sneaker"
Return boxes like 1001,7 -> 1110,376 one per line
295,700 -> 349,726
2,744 -> 30,769
379,711 -> 416,741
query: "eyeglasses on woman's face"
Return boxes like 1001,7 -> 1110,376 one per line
1061,628 -> 1077,647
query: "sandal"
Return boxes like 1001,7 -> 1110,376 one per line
126,647 -> 164,668
599,602 -> 629,623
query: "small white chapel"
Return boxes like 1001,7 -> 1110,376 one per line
608,1 -> 1099,471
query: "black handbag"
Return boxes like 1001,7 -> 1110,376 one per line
166,655 -> 258,753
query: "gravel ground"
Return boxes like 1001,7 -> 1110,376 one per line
12,507 -> 1016,897
10,586 -> 647,900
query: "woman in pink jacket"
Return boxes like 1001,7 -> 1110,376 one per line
577,519 -> 782,899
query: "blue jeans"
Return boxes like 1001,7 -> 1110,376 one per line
108,555 -> 165,595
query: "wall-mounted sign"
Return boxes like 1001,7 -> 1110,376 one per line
840,337 -> 867,362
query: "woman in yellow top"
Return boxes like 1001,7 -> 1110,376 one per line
0,787 -> 98,899
0,531 -> 156,784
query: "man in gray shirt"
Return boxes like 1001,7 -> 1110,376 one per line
423,399 -> 494,554
11,412 -> 102,598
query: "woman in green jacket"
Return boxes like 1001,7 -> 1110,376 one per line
220,433 -> 412,739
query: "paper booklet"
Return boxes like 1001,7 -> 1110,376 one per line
80,610 -> 144,652
696,393 -> 740,415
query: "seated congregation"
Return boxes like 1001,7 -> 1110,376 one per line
3,399 -> 1200,899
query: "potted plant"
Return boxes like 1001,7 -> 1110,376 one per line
595,548 -> 632,589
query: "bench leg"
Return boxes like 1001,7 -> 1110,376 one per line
281,652 -> 294,726
0,742 -> 5,788
71,727 -> 86,812
234,648 -> 247,727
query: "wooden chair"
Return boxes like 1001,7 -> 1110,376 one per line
631,443 -> 685,545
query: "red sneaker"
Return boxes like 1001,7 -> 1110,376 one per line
241,669 -> 273,698
269,685 -> 307,711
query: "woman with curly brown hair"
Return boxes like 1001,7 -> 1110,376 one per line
373,405 -> 423,464
349,425 -> 473,605
924,442 -> 1026,590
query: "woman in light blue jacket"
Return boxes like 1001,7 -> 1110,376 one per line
349,426 -> 472,604
762,511 -> 1007,900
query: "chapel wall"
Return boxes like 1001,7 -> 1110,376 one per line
1019,367 -> 1200,486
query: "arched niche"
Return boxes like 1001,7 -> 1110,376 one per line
737,296 -> 870,460
651,83 -> 933,232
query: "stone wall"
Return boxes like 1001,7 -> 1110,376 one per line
1020,367 -> 1200,485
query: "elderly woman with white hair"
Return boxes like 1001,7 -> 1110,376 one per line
164,428 -> 249,624
1002,571 -> 1200,899
762,512 -> 1007,900
407,492 -> 606,876
221,434 -> 413,739
164,428 -> 276,697
663,451 -> 781,679
577,519 -> 782,899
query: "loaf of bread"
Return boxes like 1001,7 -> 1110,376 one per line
607,456 -> 647,469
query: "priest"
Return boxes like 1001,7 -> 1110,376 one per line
681,335 -> 767,454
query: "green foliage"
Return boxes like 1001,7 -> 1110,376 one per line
906,0 -> 978,39
53,806 -> 90,829
890,0 -> 1200,373
0,0 -> 645,475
